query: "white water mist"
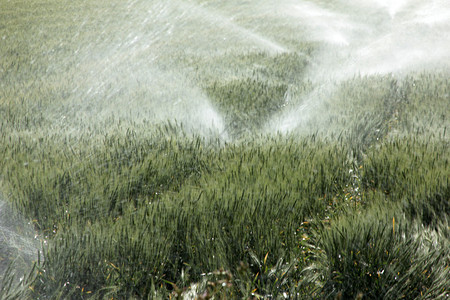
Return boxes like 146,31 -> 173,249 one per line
268,0 -> 450,133
0,198 -> 39,285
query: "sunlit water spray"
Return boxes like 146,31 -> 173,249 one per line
0,198 -> 39,286
39,0 -> 448,138
269,0 -> 450,133
46,0 -> 293,141
49,1 -> 229,140
282,2 -> 354,46
373,0 -> 407,18
186,2 -> 287,54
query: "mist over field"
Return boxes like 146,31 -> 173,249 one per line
50,0 -> 450,138
0,0 -> 449,298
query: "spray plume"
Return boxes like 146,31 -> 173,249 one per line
267,0 -> 450,133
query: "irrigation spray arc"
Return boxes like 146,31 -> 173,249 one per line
43,0 -> 298,142
266,0 -> 450,134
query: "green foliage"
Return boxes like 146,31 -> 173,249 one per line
309,210 -> 449,299
0,0 -> 449,298
362,138 -> 449,228
205,78 -> 288,137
